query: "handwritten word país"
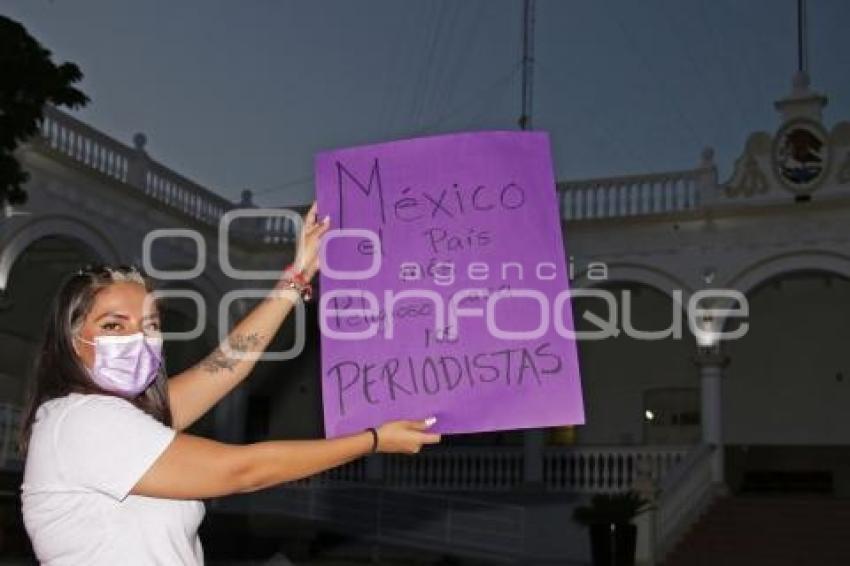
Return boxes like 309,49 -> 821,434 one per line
422,226 -> 492,254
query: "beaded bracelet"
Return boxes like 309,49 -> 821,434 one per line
279,264 -> 313,302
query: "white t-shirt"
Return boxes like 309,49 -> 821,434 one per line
20,392 -> 205,565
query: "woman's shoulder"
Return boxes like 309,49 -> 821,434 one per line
34,392 -> 80,419
35,392 -> 135,423
37,392 -> 170,452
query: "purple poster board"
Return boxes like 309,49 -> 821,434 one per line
315,131 -> 584,437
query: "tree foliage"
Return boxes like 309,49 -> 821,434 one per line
0,15 -> 89,208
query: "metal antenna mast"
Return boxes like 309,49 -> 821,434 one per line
797,0 -> 808,74
518,0 -> 536,130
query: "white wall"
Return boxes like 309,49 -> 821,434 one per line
724,272 -> 850,445
574,282 -> 697,445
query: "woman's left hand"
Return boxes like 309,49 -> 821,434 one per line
293,200 -> 330,281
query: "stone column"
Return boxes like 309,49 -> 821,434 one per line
693,345 -> 730,484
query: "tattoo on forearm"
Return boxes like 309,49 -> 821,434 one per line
200,332 -> 264,373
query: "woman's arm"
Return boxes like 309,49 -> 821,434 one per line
166,283 -> 298,431
131,418 -> 440,499
167,202 -> 329,431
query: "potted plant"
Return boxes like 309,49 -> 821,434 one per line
572,490 -> 652,566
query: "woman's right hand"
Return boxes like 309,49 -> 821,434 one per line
294,200 -> 330,282
375,417 -> 441,454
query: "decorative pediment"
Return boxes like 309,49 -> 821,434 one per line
723,73 -> 850,201
724,132 -> 771,198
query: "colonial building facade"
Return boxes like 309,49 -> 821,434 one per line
1,71 -> 848,564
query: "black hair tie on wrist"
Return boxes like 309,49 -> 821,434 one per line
367,427 -> 379,453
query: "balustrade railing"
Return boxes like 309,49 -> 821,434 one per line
289,444 -> 688,493
36,106 -> 714,230
383,447 -> 525,491
543,445 -> 688,493
558,169 -> 703,220
38,106 -> 130,183
35,106 -> 296,244
653,443 -> 718,560
143,160 -> 231,227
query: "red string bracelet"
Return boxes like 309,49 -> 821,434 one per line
279,264 -> 313,302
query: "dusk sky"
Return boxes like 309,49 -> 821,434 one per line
4,0 -> 849,206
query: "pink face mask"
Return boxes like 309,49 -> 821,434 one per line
76,332 -> 163,396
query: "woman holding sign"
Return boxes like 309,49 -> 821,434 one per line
18,201 -> 440,565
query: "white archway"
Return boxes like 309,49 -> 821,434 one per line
0,216 -> 121,291
722,266 -> 850,447
709,249 -> 850,330
572,261 -> 695,303
725,249 -> 850,296
567,266 -> 700,446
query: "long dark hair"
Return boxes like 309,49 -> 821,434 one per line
17,264 -> 173,455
